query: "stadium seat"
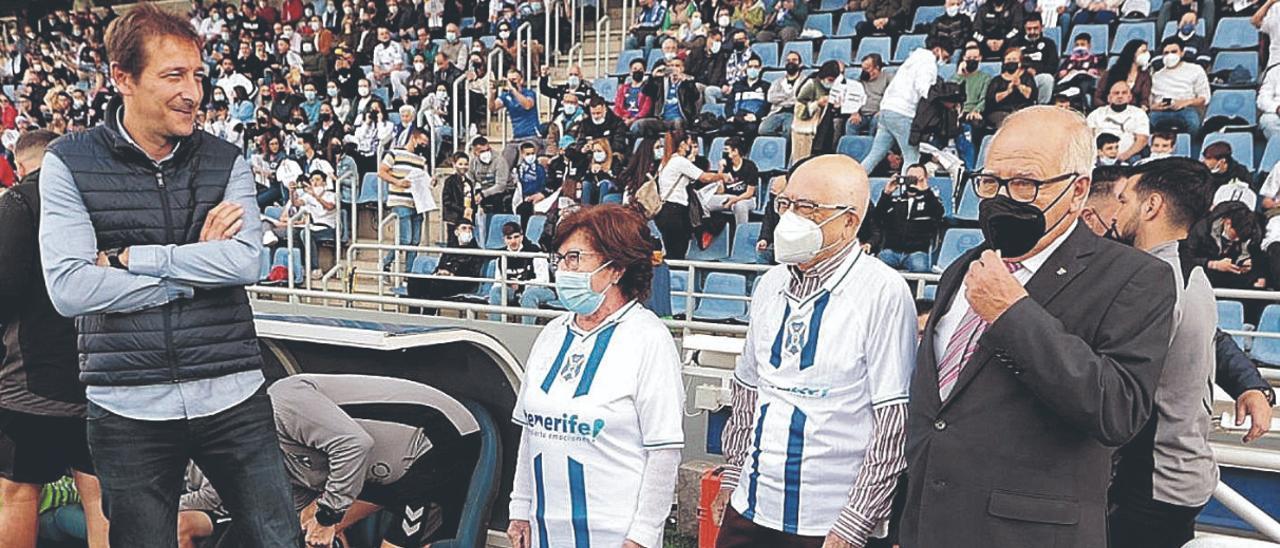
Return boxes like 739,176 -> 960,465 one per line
935,228 -> 984,272
762,70 -> 787,83
411,255 -> 440,275
259,248 -> 272,281
1044,27 -> 1062,49
1111,22 -> 1155,54
912,5 -> 946,28
817,38 -> 853,65
976,134 -> 994,168
1212,17 -> 1258,50
836,12 -> 867,37
693,273 -> 749,322
855,36 -> 892,62
701,102 -> 725,118
782,41 -> 816,67
601,194 -> 623,204
837,135 -> 874,161
356,173 -> 385,205
525,215 -> 547,244
1205,89 -> 1258,126
453,260 -> 498,303
752,43 -> 780,68
1068,24 -> 1110,55
707,137 -> 729,170
372,86 -> 390,106
1175,133 -> 1192,157
686,227 -> 732,261
976,61 -> 1002,78
1201,132 -> 1255,170
893,34 -> 927,64
613,49 -> 644,75
1259,137 -> 1280,175
869,177 -> 890,204
1219,300 -> 1247,348
750,136 -> 789,172
670,270 -> 691,317
930,177 -> 955,218
937,63 -> 958,80
646,49 -> 665,68
819,0 -> 845,10
1161,20 -> 1205,39
727,222 -> 764,263
479,36 -> 497,49
1211,51 -> 1260,86
804,13 -> 834,36
955,185 -> 979,221
485,214 -> 520,249
922,284 -> 938,301
430,400 -> 502,548
593,77 -> 617,103
1251,305 -> 1280,365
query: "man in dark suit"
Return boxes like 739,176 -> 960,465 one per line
901,106 -> 1177,548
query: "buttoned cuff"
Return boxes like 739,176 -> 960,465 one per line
126,244 -> 166,278
830,505 -> 874,546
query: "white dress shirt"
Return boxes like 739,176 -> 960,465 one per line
933,221 -> 1077,365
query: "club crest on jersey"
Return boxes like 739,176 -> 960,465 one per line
561,353 -> 585,382
784,319 -> 808,356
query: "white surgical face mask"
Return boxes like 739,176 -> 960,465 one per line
710,41 -> 722,53
718,15 -> 731,27
1162,52 -> 1180,68
773,209 -> 848,264
945,5 -> 960,16
593,150 -> 607,162
478,150 -> 493,163
358,86 -> 370,97
414,62 -> 426,72
457,230 -> 473,244
1136,51 -> 1151,69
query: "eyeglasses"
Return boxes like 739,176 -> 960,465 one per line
774,197 -> 855,217
549,250 -> 602,271
971,171 -> 1078,203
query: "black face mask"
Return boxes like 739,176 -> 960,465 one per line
978,182 -> 1074,257
1103,218 -> 1128,244
1109,103 -> 1126,113
858,71 -> 871,82
964,59 -> 979,72
631,70 -> 644,82
734,41 -> 747,52
785,62 -> 800,75
1002,61 -> 1019,74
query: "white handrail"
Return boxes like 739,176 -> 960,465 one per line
1213,481 -> 1280,542
486,47 -> 505,143
452,70 -> 468,152
595,15 -> 612,77
516,21 -> 534,95
282,208 -> 307,298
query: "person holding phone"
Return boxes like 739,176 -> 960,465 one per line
872,163 -> 944,273
1148,37 -> 1210,136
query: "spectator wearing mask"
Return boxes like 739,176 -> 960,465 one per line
1012,14 -> 1058,104
702,137 -> 759,226
873,163 -> 945,272
1254,0 -> 1280,66
547,92 -> 586,147
953,44 -> 992,168
442,152 -> 482,241
759,51 -> 806,136
1095,40 -> 1154,109
440,23 -> 465,61
471,137 -> 514,213
756,0 -> 808,42
857,0 -> 911,35
538,63 -> 595,115
288,170 -> 338,277
861,37 -> 952,174
686,29 -> 728,89
625,0 -> 668,56
930,0 -> 975,52
985,47 -> 1037,129
372,26 -> 411,99
1149,38 -> 1209,135
575,97 -> 630,155
512,141 -> 548,226
377,129 -> 431,271
648,57 -> 700,131
614,58 -> 655,132
1074,0 -> 1122,24
654,130 -> 733,259
974,0 -> 1025,43
1086,80 -> 1151,163
1097,133 -> 1122,166
725,55 -> 770,136
487,222 -> 554,323
405,221 -> 488,309
1202,142 -> 1254,189
490,68 -> 543,167
406,53 -> 435,92
1056,34 -> 1103,92
1172,12 -> 1210,66
794,61 -> 845,157
705,29 -> 753,106
846,54 -> 893,136
1186,200 -> 1267,291
1142,132 -> 1178,163
1258,63 -> 1280,142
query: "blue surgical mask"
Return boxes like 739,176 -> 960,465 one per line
555,261 -> 614,315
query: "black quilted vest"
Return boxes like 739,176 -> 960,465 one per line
47,105 -> 262,386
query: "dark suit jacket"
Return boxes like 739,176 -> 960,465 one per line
901,223 -> 1176,548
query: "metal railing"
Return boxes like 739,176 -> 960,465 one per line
451,70 -> 469,152
594,15 -> 612,78
516,21 -> 534,94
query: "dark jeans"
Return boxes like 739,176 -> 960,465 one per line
1108,489 -> 1205,548
86,389 -> 301,548
654,202 -> 692,260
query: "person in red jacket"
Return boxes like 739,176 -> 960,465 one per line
613,58 -> 654,132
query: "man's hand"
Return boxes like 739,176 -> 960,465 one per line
883,176 -> 900,195
623,540 -> 645,548
964,250 -> 1029,323
756,239 -> 769,252
437,269 -> 453,276
849,112 -> 862,126
821,532 -> 856,548
507,520 -> 532,548
1209,258 -> 1247,274
200,201 -> 246,242
303,521 -> 337,547
710,488 -> 732,526
1237,390 -> 1274,443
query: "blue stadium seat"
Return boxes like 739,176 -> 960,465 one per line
836,12 -> 867,37
485,214 -> 520,249
855,36 -> 892,62
819,0 -> 845,10
693,273 -> 749,322
869,177 -> 890,204
893,34 -> 927,64
936,229 -> 984,272
1111,22 -> 1155,54
1219,300 -> 1247,348
750,136 -> 789,172
1175,133 -> 1192,157
1259,137 -> 1280,175
922,284 -> 938,301
372,86 -> 390,106
837,135 -> 874,161
1212,17 -> 1259,50
752,43 -> 780,68
593,77 -> 618,103
805,13 -> 835,35
670,270 -> 691,317
687,227 -> 732,261
429,400 -> 502,548
1212,51 -> 1260,85
817,38 -> 853,65
727,223 -> 764,264
1068,24 -> 1110,55
976,61 -> 1002,78
601,193 -> 623,204
1044,27 -> 1062,49
356,173 -> 385,205
937,63 -> 957,80
613,49 -> 645,75
1201,132 -> 1255,170
1206,89 -> 1258,125
1251,305 -> 1280,365
1161,20 -> 1205,39
646,48 -> 666,69
454,260 -> 498,303
259,248 -> 272,281
976,134 -> 995,168
707,137 -> 729,170
701,102 -> 725,118
525,215 -> 547,244
411,255 -> 440,274
479,36 -> 497,49
955,185 -> 980,221
930,177 -> 955,218
762,70 -> 787,83
782,41 -> 816,67
912,5 -> 945,28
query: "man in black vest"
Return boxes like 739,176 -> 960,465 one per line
37,6 -> 300,547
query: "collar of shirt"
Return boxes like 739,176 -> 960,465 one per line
1017,220 -> 1078,276
1149,239 -> 1180,264
115,107 -> 181,165
569,299 -> 639,337
787,239 -> 858,296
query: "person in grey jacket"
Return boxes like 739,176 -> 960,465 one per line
469,136 -> 513,213
178,374 -> 482,548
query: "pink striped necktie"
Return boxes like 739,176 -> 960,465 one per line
938,261 -> 1022,400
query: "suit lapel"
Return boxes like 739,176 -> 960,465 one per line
940,224 -> 1098,410
919,246 -> 985,411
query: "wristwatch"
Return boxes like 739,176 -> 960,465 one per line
1260,386 -> 1276,407
104,247 -> 127,270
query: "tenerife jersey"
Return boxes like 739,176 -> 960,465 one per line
730,250 -> 917,536
512,301 -> 685,548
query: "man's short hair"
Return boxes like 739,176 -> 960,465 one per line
1088,165 -> 1131,197
1096,133 -> 1120,149
1151,132 -> 1176,144
1076,32 -> 1093,43
452,151 -> 469,162
501,221 -> 522,236
519,141 -> 536,151
471,136 -> 489,148
1128,157 -> 1213,229
14,129 -> 59,160
1161,36 -> 1184,51
1025,12 -> 1043,24
298,133 -> 317,147
589,96 -> 607,108
105,3 -> 203,79
1203,141 -> 1232,161
862,53 -> 884,69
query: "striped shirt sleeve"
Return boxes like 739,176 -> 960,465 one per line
718,378 -> 758,490
830,402 -> 908,545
